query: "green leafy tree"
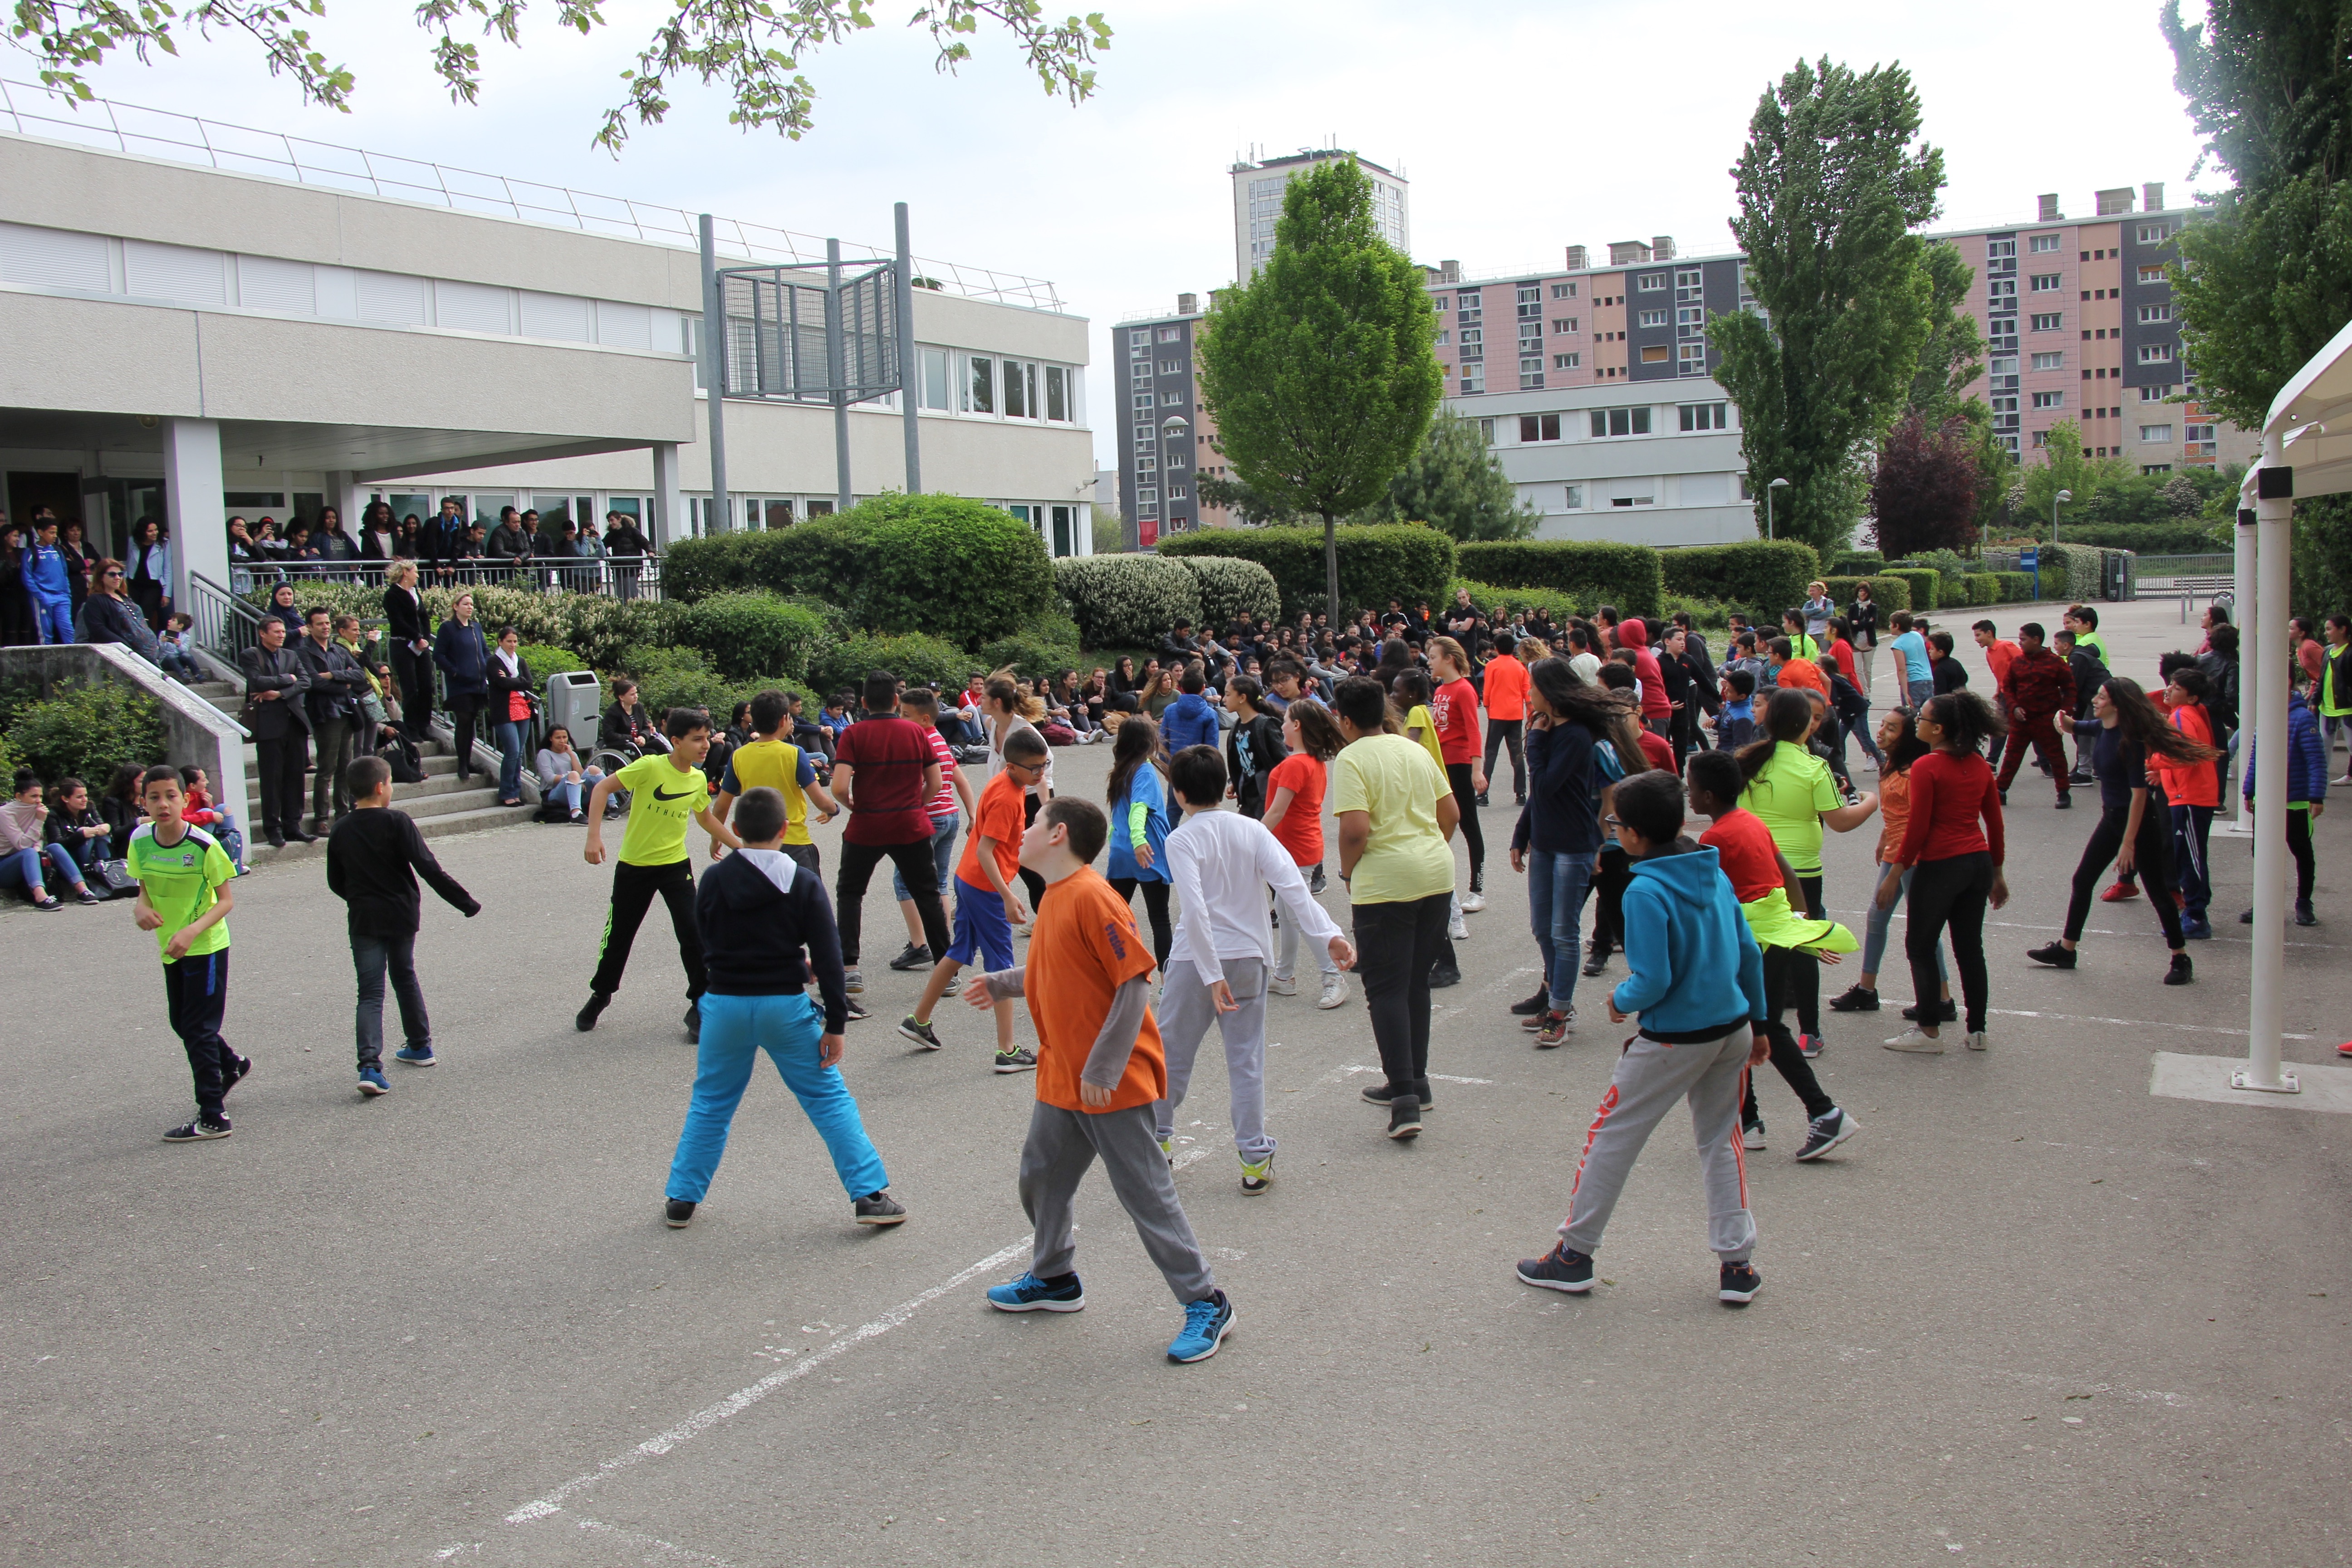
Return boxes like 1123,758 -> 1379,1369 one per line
1195,157 -> 1444,615
1195,471 -> 1303,526
1710,57 -> 1946,556
2019,421 -> 2132,536
1356,411 -> 1539,541
1907,241 -> 1990,422
5,0 -> 1112,153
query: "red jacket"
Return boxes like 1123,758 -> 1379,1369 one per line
2153,702 -> 2219,808
2000,646 -> 2074,717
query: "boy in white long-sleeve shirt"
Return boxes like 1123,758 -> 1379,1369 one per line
1156,743 -> 1356,1194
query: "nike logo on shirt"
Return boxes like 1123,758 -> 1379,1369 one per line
652,785 -> 696,802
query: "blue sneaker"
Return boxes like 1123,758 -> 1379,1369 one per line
358,1067 -> 390,1097
393,1045 -> 436,1067
1166,1289 -> 1235,1362
985,1271 -> 1085,1313
2180,917 -> 2213,941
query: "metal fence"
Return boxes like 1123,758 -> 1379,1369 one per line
225,554 -> 667,601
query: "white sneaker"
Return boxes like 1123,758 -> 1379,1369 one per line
1318,973 -> 1347,1009
1448,909 -> 1470,941
1965,1029 -> 1989,1052
1267,971 -> 1298,996
1460,888 -> 1488,914
1882,1027 -> 1945,1054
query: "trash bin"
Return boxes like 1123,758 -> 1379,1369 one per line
546,669 -> 602,751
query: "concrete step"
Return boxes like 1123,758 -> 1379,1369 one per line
242,801 -> 544,867
242,746 -> 458,798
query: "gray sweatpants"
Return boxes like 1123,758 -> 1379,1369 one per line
1154,956 -> 1272,1160
1559,1025 -> 1757,1263
1021,1101 -> 1216,1304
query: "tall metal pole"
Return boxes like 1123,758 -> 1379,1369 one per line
1765,487 -> 1773,540
698,214 -> 732,534
826,237 -> 852,513
2236,438 -> 2298,1093
895,202 -> 921,495
2223,505 -> 2258,835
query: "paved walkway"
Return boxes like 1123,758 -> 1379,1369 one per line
5,597 -> 2347,1568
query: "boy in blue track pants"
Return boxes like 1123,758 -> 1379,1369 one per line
662,787 -> 906,1231
1515,769 -> 1773,1306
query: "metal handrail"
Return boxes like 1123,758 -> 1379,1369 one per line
234,554 -> 667,599
0,78 -> 1063,312
188,569 -> 265,664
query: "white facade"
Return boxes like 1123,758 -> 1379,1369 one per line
1230,150 -> 1408,282
1466,378 -> 1755,548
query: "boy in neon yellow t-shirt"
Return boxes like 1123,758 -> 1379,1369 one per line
129,765 -> 249,1142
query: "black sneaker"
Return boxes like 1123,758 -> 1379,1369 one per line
1796,1107 -> 1858,1161
665,1198 -> 696,1228
1828,985 -> 1879,1012
2297,901 -> 2319,927
74,887 -> 103,905
1997,788 -> 2009,806
1475,791 -> 1490,808
887,943 -> 934,971
1718,1260 -> 1763,1305
1515,1242 -> 1594,1293
1387,1095 -> 1423,1139
1310,865 -> 1327,895
2165,952 -> 2194,986
2053,793 -> 2072,809
1901,998 -> 1960,1023
575,991 -> 611,1032
683,1003 -> 701,1044
2026,942 -> 2076,970
896,1015 -> 943,1050
1510,986 -> 1550,1018
843,997 -> 871,1023
162,1117 -> 231,1142
1582,942 -> 1609,978
1429,963 -> 1460,989
1360,1081 -> 1433,1112
222,1054 -> 253,1098
993,1048 -> 1037,1074
854,1190 -> 908,1226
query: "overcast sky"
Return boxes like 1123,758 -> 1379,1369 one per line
36,0 -> 2219,467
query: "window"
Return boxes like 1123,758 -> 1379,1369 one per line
1637,272 -> 1666,291
2185,423 -> 2216,442
1640,345 -> 1670,363
1166,484 -> 1188,502
1677,343 -> 1707,374
2139,343 -> 2176,363
1590,407 -> 1652,437
1676,268 -> 1702,291
2137,222 -> 2171,244
1553,352 -> 1580,369
1460,364 -> 1485,394
1435,329 -> 1450,347
1519,358 -> 1544,390
1045,365 -> 1071,422
2141,384 -> 2171,401
2137,265 -> 2166,284
2031,313 -> 2063,332
1519,413 -> 1562,442
1553,317 -> 1578,333
1133,455 -> 1158,473
2138,304 -> 2173,324
1637,309 -> 1668,328
1563,485 -> 1583,509
1131,391 -> 1153,411
1157,326 -> 1181,343
2139,425 -> 2174,443
2030,233 -> 2063,252
965,354 -> 995,414
1676,306 -> 1705,328
1987,239 -> 2016,259
1156,358 -> 1182,375
1553,282 -> 1577,298
1608,495 -> 1654,507
1478,418 -> 1495,443
1002,359 -> 1037,418
1518,284 -> 1542,314
1458,327 -> 1483,357
2029,274 -> 2062,293
1430,294 -> 1450,313
1519,322 -> 1543,351
2032,431 -> 2049,449
920,346 -> 951,410
2032,391 -> 2065,409
1133,425 -> 1156,446
1988,279 -> 2017,301
2031,351 -> 2064,371
1135,487 -> 1158,506
1128,328 -> 1150,346
1679,402 -> 1729,431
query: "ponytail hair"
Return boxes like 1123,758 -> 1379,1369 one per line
1735,687 -> 1815,785
1924,690 -> 2005,755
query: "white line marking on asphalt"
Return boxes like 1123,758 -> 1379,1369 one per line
505,1235 -> 1034,1524
1833,906 -> 2335,949
1985,1008 -> 2313,1040
572,1514 -> 738,1565
1343,1065 -> 1494,1085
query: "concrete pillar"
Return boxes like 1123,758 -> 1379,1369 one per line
332,471 -> 366,534
162,418 -> 225,613
651,442 -> 684,549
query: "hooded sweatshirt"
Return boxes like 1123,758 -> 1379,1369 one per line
694,847 -> 851,1031
1615,619 -> 1672,722
1160,690 -> 1221,753
1609,841 -> 1768,1044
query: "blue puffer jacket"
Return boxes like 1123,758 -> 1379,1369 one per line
1612,842 -> 1768,1043
2242,690 -> 2329,805
1160,691 -> 1220,754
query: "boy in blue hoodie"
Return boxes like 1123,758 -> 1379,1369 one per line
2238,676 -> 2328,926
1159,665 -> 1222,754
1517,769 -> 1772,1305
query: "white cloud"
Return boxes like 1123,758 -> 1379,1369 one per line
29,0 -> 2217,467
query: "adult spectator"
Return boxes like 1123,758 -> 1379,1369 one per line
58,517 -> 96,624
264,579 -> 303,631
604,510 -> 649,599
313,506 -> 362,574
432,590 -> 493,785
485,506 -> 534,579
123,516 -> 172,630
831,671 -> 954,1004
382,558 -> 434,740
298,605 -> 368,828
69,558 -> 156,662
601,677 -> 668,756
424,498 -> 468,584
336,612 -> 391,761
485,626 -> 538,809
228,516 -> 266,591
241,613 -> 314,846
358,500 -> 398,562
1848,583 -> 1882,695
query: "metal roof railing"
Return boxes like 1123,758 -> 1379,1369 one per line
0,78 -> 1064,312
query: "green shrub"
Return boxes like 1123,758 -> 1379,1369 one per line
806,632 -> 970,698
1455,540 -> 1663,619
2053,520 -> 2226,554
0,679 -> 165,787
659,514 -> 871,603
1176,555 -> 1282,629
1656,540 -> 1819,619
979,614 -> 1086,679
1994,571 -> 2038,603
2044,541 -> 2104,602
1822,575 -> 1912,614
1452,578 -> 1586,627
1056,555 -> 1200,648
1158,524 -> 1456,617
515,643 -> 591,681
1881,568 -> 1940,612
1829,550 -> 1884,575
615,645 -> 739,720
1658,594 -> 1735,632
1950,573 -> 2001,607
679,592 -> 834,681
561,596 -> 695,672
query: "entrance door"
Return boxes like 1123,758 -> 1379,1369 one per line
6,470 -> 82,535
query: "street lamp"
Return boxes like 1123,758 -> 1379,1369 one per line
1765,476 -> 1791,540
2053,487 -> 2072,548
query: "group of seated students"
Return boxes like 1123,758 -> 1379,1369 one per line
1,759 -> 247,909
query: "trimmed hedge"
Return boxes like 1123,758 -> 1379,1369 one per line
1452,578 -> 1587,628
1177,555 -> 1282,630
1994,571 -> 2038,603
1880,568 -> 1940,612
1455,540 -> 1663,619
1823,575 -> 1913,614
679,593 -> 834,682
806,632 -> 970,698
1950,572 -> 2000,608
2045,541 -> 2104,602
658,514 -> 867,603
1657,540 -> 1820,620
1158,524 -> 1456,618
1829,550 -> 1884,576
1057,555 -> 1200,649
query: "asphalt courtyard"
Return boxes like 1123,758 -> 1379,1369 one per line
6,597 -> 2350,1568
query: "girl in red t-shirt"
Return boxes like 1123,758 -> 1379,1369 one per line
1428,637 -> 1487,908
1264,701 -> 1348,1008
1878,692 -> 2008,1052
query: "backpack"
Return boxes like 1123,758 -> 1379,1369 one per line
377,729 -> 426,785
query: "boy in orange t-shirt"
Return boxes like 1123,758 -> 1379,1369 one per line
1480,632 -> 1531,807
898,727 -> 1043,1069
965,796 -> 1234,1362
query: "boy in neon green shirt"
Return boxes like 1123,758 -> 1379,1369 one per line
129,765 -> 250,1142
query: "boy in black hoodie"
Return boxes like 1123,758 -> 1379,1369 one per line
663,786 -> 905,1231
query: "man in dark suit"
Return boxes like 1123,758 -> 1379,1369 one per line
297,607 -> 368,829
242,614 -> 314,847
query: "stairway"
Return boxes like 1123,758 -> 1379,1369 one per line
190,682 -> 535,867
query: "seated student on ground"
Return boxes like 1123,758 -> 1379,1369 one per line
2,768 -> 100,907
535,725 -> 603,823
44,775 -> 113,884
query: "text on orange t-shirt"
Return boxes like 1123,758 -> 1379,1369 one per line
1026,866 -> 1166,1114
